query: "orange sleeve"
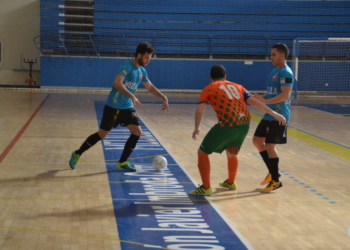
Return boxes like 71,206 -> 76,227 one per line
198,84 -> 210,103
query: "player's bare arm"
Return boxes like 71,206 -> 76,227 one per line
253,93 -> 266,102
142,81 -> 169,111
247,96 -> 286,125
114,74 -> 143,107
192,103 -> 207,140
256,93 -> 267,99
265,86 -> 292,104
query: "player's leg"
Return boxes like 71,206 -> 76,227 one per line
219,150 -> 238,190
261,143 -> 283,192
219,125 -> 249,190
116,109 -> 141,171
197,149 -> 211,190
69,105 -> 114,169
189,149 -> 213,195
253,136 -> 272,181
265,143 -> 279,181
253,120 -> 273,184
261,122 -> 287,192
189,124 -> 228,196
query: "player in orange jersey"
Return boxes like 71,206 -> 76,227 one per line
189,65 -> 286,195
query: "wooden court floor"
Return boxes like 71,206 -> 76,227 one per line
0,89 -> 349,250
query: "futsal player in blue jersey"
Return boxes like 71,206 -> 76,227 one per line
69,42 -> 169,171
252,43 -> 294,192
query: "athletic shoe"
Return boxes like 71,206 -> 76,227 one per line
189,185 -> 213,196
69,150 -> 80,169
260,173 -> 281,185
219,180 -> 237,190
262,180 -> 283,192
260,173 -> 272,185
117,161 -> 136,172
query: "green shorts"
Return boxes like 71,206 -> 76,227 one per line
200,124 -> 250,155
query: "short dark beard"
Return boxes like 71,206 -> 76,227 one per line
137,57 -> 145,67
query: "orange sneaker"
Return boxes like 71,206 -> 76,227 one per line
261,173 -> 281,185
262,180 -> 283,192
260,173 -> 272,185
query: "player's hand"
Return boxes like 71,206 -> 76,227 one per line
161,97 -> 169,111
272,112 -> 287,126
253,93 -> 266,103
132,96 -> 143,108
192,129 -> 200,140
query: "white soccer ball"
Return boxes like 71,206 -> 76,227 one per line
152,155 -> 167,171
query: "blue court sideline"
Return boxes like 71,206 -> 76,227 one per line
95,102 -> 254,250
301,104 -> 350,117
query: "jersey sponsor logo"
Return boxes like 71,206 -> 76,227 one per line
272,75 -> 277,81
121,69 -> 128,75
139,73 -> 143,79
267,86 -> 278,94
238,113 -> 246,118
275,104 -> 282,113
112,92 -> 120,103
125,81 -> 138,90
280,77 -> 293,84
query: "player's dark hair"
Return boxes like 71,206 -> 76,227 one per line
135,42 -> 154,58
210,65 -> 226,80
272,43 -> 289,59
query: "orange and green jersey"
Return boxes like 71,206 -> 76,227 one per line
198,80 -> 252,127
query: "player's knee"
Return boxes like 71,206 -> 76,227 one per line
131,130 -> 142,137
265,143 -> 276,152
128,125 -> 142,137
225,151 -> 236,158
98,130 -> 109,139
252,136 -> 262,146
133,129 -> 142,137
136,131 -> 142,137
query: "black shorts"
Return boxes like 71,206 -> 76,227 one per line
254,119 -> 287,144
100,105 -> 140,131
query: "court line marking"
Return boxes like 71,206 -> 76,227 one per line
186,112 -> 212,128
250,113 -> 350,160
250,112 -> 348,205
187,110 -> 346,205
0,197 -> 348,204
104,148 -> 198,161
0,94 -> 51,164
253,153 -> 337,205
0,178 -> 348,187
139,116 -> 256,250
21,136 -> 87,139
254,112 -> 350,116
0,226 -> 173,250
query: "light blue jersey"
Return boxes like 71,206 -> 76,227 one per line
263,65 -> 294,123
106,60 -> 149,109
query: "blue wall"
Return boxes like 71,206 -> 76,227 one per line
41,57 -> 350,91
41,57 -> 272,90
